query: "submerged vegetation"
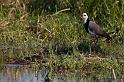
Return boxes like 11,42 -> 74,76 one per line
0,0 -> 124,77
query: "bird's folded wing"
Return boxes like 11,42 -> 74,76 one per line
88,21 -> 107,36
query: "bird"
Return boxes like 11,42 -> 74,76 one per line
81,13 -> 111,55
82,13 -> 111,41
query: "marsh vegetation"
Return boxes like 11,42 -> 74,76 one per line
0,0 -> 124,78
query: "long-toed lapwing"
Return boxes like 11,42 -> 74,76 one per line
82,13 -> 111,40
82,13 -> 111,54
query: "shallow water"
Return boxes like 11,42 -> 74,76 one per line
0,64 -> 123,82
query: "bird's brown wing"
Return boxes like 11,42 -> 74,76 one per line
88,21 -> 108,37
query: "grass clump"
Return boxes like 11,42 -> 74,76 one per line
0,0 -> 124,77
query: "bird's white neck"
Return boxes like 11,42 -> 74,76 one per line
84,19 -> 87,24
83,18 -> 88,24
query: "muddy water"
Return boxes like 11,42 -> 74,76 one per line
0,64 -> 123,82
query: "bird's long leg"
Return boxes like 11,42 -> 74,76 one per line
89,36 -> 93,55
94,36 -> 98,45
89,35 -> 98,55
89,43 -> 92,55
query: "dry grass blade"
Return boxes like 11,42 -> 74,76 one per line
53,8 -> 70,15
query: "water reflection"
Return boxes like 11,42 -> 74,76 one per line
0,64 -> 123,82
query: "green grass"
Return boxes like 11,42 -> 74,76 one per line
0,0 -> 124,77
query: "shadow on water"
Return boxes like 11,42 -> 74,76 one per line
0,64 -> 123,82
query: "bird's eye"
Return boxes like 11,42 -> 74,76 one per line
84,15 -> 86,16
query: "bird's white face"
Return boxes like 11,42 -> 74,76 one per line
82,13 -> 88,24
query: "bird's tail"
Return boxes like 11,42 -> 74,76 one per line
101,32 -> 112,41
